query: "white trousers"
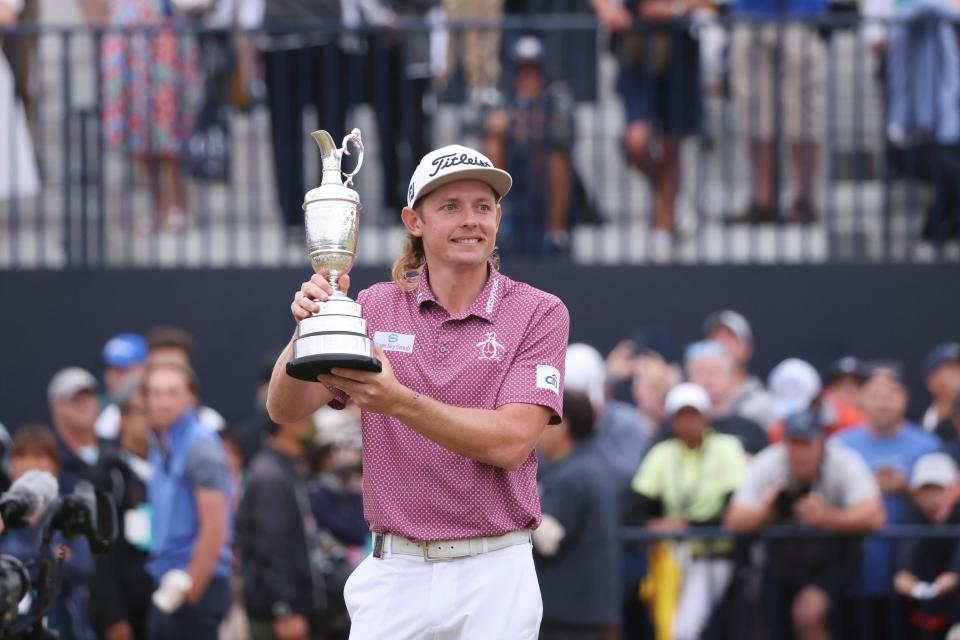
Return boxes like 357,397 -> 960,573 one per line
344,541 -> 542,640
672,557 -> 734,640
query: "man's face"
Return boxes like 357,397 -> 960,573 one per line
516,62 -> 544,98
104,364 -> 145,396
914,484 -> 951,523
671,407 -> 707,445
120,391 -> 151,451
52,390 -> 99,438
11,454 -> 58,480
404,180 -> 501,271
828,374 -> 862,407
861,374 -> 908,432
707,326 -> 751,369
144,368 -> 197,431
687,356 -> 734,410
785,436 -> 823,483
927,361 -> 960,400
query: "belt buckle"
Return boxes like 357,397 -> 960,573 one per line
422,541 -> 453,563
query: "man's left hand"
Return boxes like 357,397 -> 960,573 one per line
318,345 -> 408,415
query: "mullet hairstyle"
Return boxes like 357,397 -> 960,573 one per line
391,196 -> 502,291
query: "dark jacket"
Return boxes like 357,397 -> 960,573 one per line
238,445 -> 323,621
89,441 -> 155,639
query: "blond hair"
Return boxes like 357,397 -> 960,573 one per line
390,202 -> 501,291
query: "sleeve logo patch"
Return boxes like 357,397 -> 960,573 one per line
373,332 -> 416,353
536,364 -> 561,395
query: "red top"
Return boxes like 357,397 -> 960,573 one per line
327,266 -> 569,541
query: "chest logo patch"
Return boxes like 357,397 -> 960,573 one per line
476,332 -> 506,361
373,331 -> 416,353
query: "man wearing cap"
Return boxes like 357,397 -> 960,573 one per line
894,452 -> 960,638
921,342 -> 960,431
268,143 -> 568,638
47,366 -> 105,494
725,409 -> 884,639
484,35 -> 576,255
95,332 -> 149,440
834,362 -> 940,634
625,383 -> 746,640
561,343 -> 650,486
701,309 -> 772,427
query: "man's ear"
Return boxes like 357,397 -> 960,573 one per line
401,207 -> 423,237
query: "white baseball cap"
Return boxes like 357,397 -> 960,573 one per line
910,453 -> 958,489
665,383 -> 711,417
47,367 -> 98,404
564,343 -> 607,409
406,145 -> 512,208
768,358 -> 822,420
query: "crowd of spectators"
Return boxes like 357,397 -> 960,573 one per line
3,0 -> 960,259
0,314 -> 957,639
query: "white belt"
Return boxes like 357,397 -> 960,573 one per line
373,529 -> 532,562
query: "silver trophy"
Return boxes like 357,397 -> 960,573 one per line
286,128 -> 382,381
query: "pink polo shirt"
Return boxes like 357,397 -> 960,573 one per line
326,265 -> 569,542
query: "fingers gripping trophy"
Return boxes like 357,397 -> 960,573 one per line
286,128 -> 382,380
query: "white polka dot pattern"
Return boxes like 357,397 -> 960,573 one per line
326,266 -> 569,542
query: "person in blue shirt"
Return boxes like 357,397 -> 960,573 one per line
834,362 -> 941,640
142,361 -> 232,640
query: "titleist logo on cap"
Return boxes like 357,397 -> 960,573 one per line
428,152 -> 492,177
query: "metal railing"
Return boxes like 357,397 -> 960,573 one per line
618,524 -> 960,639
1,14 -> 959,269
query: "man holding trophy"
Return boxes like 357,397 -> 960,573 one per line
267,129 -> 569,639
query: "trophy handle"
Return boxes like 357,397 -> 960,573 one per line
340,128 -> 364,188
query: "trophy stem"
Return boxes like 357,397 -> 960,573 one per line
327,275 -> 340,295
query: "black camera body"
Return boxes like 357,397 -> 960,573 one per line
774,483 -> 813,521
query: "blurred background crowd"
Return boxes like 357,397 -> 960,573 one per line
0,314 -> 957,639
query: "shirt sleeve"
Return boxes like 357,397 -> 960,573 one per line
630,445 -> 666,499
732,447 -> 781,508
494,296 -> 569,424
186,438 -> 229,492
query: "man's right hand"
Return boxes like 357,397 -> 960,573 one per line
594,0 -> 634,31
292,274 -> 351,322
274,614 -> 309,640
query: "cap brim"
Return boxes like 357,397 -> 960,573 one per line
412,167 -> 513,207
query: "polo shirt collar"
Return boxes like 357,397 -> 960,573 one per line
415,262 -> 507,322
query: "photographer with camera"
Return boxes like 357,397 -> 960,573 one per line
0,426 -> 96,640
724,409 -> 885,640
143,361 -> 232,640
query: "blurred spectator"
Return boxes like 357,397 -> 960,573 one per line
81,0 -> 203,232
702,310 -> 772,426
238,411 -> 326,640
625,383 -> 746,640
442,0 -> 503,105
146,326 -> 226,431
0,418 -> 11,492
0,0 -> 40,201
631,351 -> 677,428
562,343 -> 650,485
260,0 -> 352,235
724,409 -> 885,640
894,453 -> 960,640
484,35 -> 576,255
769,357 -> 868,443
921,342 -> 960,431
834,362 -> 940,637
1,0 -> 36,124
143,361 -> 232,639
594,0 -> 702,261
47,367 -> 104,492
936,393 -> 960,466
232,349 -> 278,467
534,391 -> 620,640
95,332 -> 150,440
727,0 -> 825,224
0,425 -> 97,640
683,341 -> 767,453
363,0 -> 437,213
91,377 -> 155,640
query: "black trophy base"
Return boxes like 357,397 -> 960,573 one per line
286,353 -> 383,381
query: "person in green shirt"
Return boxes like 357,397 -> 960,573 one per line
626,382 -> 747,640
